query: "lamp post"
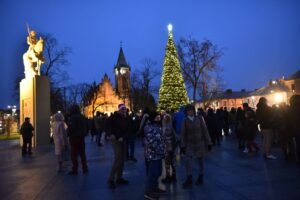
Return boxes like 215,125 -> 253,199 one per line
7,105 -> 17,116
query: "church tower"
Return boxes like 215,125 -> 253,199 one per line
114,46 -> 131,104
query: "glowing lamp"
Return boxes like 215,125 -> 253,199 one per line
274,93 -> 283,103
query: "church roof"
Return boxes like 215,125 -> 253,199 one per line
115,47 -> 130,69
286,70 -> 300,80
250,83 -> 288,96
199,90 -> 251,102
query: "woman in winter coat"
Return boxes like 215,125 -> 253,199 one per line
52,112 -> 68,171
181,104 -> 212,188
161,114 -> 177,183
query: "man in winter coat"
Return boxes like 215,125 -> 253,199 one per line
106,104 -> 131,189
256,97 -> 276,159
67,104 -> 88,175
20,117 -> 34,156
94,111 -> 105,146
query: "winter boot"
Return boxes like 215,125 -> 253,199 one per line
182,175 -> 193,188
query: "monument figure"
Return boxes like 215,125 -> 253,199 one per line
20,25 -> 50,147
23,24 -> 45,78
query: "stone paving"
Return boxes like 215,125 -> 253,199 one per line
0,135 -> 299,200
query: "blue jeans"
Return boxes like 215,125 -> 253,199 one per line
145,159 -> 162,192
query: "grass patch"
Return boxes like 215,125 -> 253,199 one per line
0,132 -> 20,141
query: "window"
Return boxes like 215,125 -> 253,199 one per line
292,84 -> 295,92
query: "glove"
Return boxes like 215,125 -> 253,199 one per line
208,145 -> 212,151
180,147 -> 186,155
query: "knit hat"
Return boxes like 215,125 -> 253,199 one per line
118,104 -> 126,110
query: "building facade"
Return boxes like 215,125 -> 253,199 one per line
84,47 -> 131,117
280,70 -> 300,100
196,69 -> 300,110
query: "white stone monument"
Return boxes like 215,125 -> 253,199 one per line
20,25 -> 50,146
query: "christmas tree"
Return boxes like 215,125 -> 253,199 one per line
157,24 -> 189,112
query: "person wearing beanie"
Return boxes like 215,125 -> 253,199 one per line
106,103 -> 131,189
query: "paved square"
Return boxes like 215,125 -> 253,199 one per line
0,136 -> 299,200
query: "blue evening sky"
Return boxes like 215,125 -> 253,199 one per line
0,0 -> 299,108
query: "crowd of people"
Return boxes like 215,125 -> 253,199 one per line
20,94 -> 300,200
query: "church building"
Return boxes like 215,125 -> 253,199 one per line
84,47 -> 131,117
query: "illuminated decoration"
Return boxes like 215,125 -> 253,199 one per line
168,24 -> 173,32
157,24 -> 189,111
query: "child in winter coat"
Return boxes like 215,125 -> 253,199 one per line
144,111 -> 166,199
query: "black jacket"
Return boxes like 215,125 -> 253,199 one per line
106,112 -> 130,140
67,114 -> 88,140
256,103 -> 274,129
20,121 -> 34,137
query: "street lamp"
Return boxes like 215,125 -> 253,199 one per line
274,93 -> 283,104
7,105 -> 17,116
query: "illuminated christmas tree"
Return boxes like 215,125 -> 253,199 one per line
157,24 -> 189,112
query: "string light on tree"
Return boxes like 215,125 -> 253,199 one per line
157,24 -> 189,112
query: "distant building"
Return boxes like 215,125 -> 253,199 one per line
249,80 -> 289,108
195,89 -> 252,110
84,47 -> 131,117
279,69 -> 300,100
196,69 -> 299,110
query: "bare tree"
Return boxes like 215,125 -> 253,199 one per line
130,58 -> 160,112
140,58 -> 160,96
66,83 -> 90,106
40,33 -> 72,87
199,74 -> 224,109
39,33 -> 72,113
177,36 -> 223,103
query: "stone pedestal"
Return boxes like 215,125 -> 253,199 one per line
20,76 -> 50,147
